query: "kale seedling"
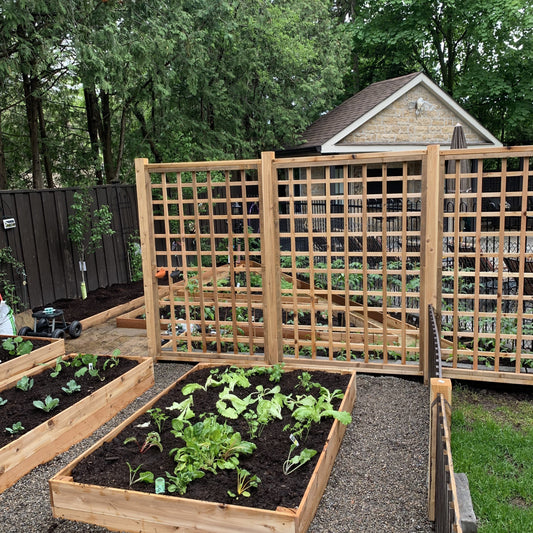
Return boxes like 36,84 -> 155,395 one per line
0,397 -> 7,406
61,379 -> 81,394
2,336 -> 33,357
227,467 -> 261,498
16,376 -> 34,391
33,395 -> 60,412
5,421 -> 24,435
126,462 -> 154,487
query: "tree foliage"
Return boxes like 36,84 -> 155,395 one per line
337,0 -> 533,144
0,0 -> 531,189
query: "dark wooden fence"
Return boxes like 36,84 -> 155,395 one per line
0,185 -> 139,309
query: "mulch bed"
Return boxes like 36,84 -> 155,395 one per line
72,366 -> 351,511
33,282 -> 145,321
0,356 -> 138,448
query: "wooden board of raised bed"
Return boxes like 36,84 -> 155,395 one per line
81,286 -> 170,330
0,334 -> 64,388
50,363 -> 356,533
0,353 -> 154,494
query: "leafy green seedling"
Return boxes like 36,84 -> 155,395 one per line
5,421 -> 24,435
2,336 -> 33,357
126,462 -> 154,487
282,443 -> 317,475
148,408 -> 169,432
50,356 -> 69,378
103,349 -> 121,371
0,397 -> 7,406
61,379 -> 81,394
124,431 -> 163,454
33,395 -> 60,412
227,467 -> 261,498
16,376 -> 34,391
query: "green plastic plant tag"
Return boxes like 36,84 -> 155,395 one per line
155,477 -> 165,494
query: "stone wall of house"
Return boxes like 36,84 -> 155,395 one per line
341,85 -> 486,145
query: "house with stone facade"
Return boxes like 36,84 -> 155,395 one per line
279,71 -> 501,156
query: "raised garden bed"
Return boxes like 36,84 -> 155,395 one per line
0,334 -> 64,388
0,352 -> 154,493
50,363 -> 356,533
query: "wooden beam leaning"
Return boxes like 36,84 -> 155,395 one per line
135,158 -> 161,359
260,152 -> 283,365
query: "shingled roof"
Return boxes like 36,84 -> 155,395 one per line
295,73 -> 421,151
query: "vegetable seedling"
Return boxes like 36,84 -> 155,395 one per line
61,379 -> 81,394
103,349 -> 121,371
282,444 -> 317,475
126,462 -> 154,487
147,408 -> 169,433
2,336 -> 33,357
124,432 -> 163,454
50,356 -> 69,378
16,376 -> 34,391
0,397 -> 7,406
227,467 -> 261,498
5,421 -> 24,435
33,395 -> 60,412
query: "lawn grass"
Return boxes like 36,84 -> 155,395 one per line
451,383 -> 533,533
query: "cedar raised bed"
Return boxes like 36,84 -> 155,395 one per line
0,335 -> 64,388
0,353 -> 154,494
49,363 -> 356,533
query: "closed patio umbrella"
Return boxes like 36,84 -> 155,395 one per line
448,123 -> 470,174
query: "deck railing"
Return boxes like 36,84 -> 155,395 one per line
135,145 -> 533,385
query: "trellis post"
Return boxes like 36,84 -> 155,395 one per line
420,145 -> 444,384
259,151 -> 283,365
135,158 -> 160,359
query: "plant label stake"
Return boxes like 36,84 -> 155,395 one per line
155,477 -> 165,494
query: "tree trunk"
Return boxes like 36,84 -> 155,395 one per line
113,105 -> 128,182
37,96 -> 54,188
100,90 -> 115,183
134,106 -> 162,162
83,87 -> 104,185
0,112 -> 8,189
22,71 -> 43,189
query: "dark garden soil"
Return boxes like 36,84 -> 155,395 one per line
0,356 -> 138,448
33,281 -> 146,321
72,366 -> 352,511
0,336 -> 51,363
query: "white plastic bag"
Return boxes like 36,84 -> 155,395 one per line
0,296 -> 16,335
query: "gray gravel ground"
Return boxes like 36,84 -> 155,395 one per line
0,366 -> 433,533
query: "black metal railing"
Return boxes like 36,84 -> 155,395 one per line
428,304 -> 443,378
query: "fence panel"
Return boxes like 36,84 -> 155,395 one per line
0,184 -> 139,309
440,147 -> 533,383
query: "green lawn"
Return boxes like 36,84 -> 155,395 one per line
451,383 -> 533,533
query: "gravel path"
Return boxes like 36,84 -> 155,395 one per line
0,366 -> 433,533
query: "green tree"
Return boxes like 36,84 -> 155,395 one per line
68,190 -> 115,299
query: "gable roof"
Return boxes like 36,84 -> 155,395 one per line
284,72 -> 501,155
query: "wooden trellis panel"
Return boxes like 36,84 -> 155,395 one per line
135,146 -> 533,385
